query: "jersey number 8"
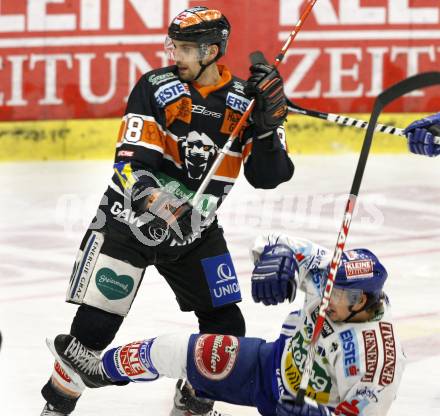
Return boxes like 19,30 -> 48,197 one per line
124,116 -> 144,143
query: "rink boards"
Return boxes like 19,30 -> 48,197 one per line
0,113 -> 421,161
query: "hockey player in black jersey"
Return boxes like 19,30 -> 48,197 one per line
40,6 -> 294,416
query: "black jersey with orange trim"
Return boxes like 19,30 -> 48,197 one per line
100,64 -> 294,249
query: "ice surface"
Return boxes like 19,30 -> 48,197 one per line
1,155 -> 439,415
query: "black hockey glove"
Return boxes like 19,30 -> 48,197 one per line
244,63 -> 288,133
131,183 -> 194,243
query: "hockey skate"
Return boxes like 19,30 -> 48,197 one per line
40,403 -> 70,416
46,335 -> 113,388
170,379 -> 214,416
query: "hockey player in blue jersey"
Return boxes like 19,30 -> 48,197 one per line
48,234 -> 404,416
404,112 -> 440,157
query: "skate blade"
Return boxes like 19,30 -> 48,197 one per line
46,337 -> 87,390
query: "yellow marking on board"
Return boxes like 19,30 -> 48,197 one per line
0,114 -> 429,161
285,113 -> 429,155
0,118 -> 119,161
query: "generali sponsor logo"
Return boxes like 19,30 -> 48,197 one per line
361,329 -> 378,383
379,322 -> 396,386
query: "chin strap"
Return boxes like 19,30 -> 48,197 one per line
193,61 -> 211,81
193,45 -> 222,81
342,308 -> 361,323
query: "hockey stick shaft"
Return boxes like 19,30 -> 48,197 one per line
296,71 -> 440,405
191,0 -> 318,208
287,101 -> 440,144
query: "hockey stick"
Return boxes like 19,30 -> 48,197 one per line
286,99 -> 440,144
295,71 -> 440,406
191,0 -> 318,207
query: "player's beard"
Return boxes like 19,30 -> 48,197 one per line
176,62 -> 199,82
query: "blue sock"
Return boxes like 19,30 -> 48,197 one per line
102,339 -> 160,382
102,347 -> 128,382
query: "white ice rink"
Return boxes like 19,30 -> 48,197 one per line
1,154 -> 439,415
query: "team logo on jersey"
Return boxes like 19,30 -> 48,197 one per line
178,131 -> 218,180
339,329 -> 360,377
232,81 -> 245,93
193,334 -> 239,380
154,80 -> 189,107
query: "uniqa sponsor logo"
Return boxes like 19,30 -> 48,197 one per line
213,283 -> 240,298
216,263 -> 236,283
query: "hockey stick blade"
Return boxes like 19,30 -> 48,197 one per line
296,71 -> 440,405
352,71 -> 440,195
286,98 -> 440,145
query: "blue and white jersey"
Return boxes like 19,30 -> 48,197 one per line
252,234 -> 405,416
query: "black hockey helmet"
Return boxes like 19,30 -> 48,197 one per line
168,6 -> 231,60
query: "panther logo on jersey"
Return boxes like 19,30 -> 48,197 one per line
178,131 -> 218,180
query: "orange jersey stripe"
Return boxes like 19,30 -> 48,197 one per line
117,120 -> 126,143
242,140 -> 253,160
163,134 -> 182,165
140,120 -> 165,149
215,153 -> 242,180
165,97 -> 192,127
